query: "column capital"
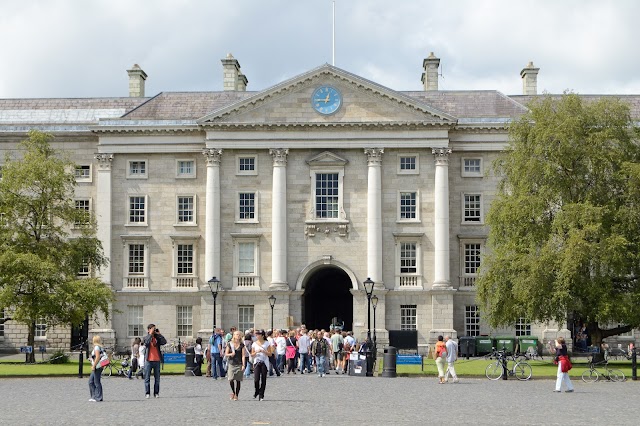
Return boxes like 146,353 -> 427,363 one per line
94,153 -> 113,171
269,148 -> 289,166
202,148 -> 223,166
432,148 -> 452,166
364,148 -> 384,166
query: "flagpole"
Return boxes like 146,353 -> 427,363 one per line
332,1 -> 335,65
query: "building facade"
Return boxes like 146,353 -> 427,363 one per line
1,54 -> 637,353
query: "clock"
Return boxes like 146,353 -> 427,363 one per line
311,86 -> 342,115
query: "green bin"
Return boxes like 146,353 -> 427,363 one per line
495,336 -> 515,353
475,336 -> 494,355
518,337 -> 538,354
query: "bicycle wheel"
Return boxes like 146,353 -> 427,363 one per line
581,369 -> 598,383
513,362 -> 532,381
607,369 -> 625,382
485,362 -> 503,380
103,364 -> 112,377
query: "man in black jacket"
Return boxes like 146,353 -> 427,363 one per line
143,323 -> 167,398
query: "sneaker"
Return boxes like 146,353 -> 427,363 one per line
565,390 -> 574,393
259,397 -> 264,401
253,392 -> 258,399
553,390 -> 561,393
145,394 -> 150,399
88,398 -> 96,402
154,394 -> 159,398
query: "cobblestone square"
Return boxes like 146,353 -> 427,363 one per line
1,373 -> 638,425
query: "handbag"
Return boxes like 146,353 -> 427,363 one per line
561,357 -> 572,373
99,352 -> 110,368
285,338 -> 296,359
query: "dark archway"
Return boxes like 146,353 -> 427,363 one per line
302,266 -> 353,331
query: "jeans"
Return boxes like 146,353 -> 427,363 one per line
211,353 -> 225,378
254,362 -> 268,399
88,367 -> 103,401
268,354 -> 279,376
144,360 -> 161,396
315,355 -> 326,376
245,360 -> 253,377
194,354 -> 203,376
299,353 -> 310,372
276,354 -> 285,372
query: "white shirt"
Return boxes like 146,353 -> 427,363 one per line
275,336 -> 286,355
138,345 -> 146,368
445,339 -> 458,363
252,340 -> 271,368
194,343 -> 203,356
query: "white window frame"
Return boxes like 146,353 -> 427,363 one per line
176,159 -> 196,179
397,153 -> 419,175
35,317 -> 46,340
77,255 -> 91,278
236,191 -> 259,223
238,305 -> 255,332
74,164 -> 92,183
400,305 -> 417,330
170,236 -> 199,291
0,309 -> 5,338
126,195 -> 148,227
127,305 -> 144,337
176,306 -> 193,338
74,198 -> 92,228
310,169 -> 346,221
459,239 -> 483,289
462,193 -> 483,224
393,233 -> 424,289
465,305 -> 480,336
515,318 -> 531,337
461,157 -> 483,177
236,155 -> 258,176
231,233 -> 261,290
121,236 -> 151,290
126,159 -> 148,179
175,195 -> 197,226
397,190 -> 420,222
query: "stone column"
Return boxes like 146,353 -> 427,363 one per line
432,148 -> 452,288
365,148 -> 384,285
269,149 -> 289,290
203,148 -> 222,283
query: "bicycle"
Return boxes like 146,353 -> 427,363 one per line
485,348 -> 532,381
581,356 -> 625,383
103,356 -> 131,378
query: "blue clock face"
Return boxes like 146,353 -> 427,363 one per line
312,86 -> 342,115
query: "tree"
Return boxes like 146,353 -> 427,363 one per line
0,130 -> 114,363
476,93 -> 640,348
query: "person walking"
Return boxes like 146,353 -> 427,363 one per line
331,330 -> 344,374
143,324 -> 167,399
297,329 -> 311,374
434,335 -> 447,384
311,331 -> 328,377
251,330 -> 273,401
225,330 -> 247,401
554,337 -> 574,393
285,330 -> 298,374
266,330 -> 280,377
210,328 -> 225,379
194,337 -> 204,376
137,341 -> 146,379
444,336 -> 459,383
88,335 -> 105,402
244,331 -> 254,378
128,337 -> 141,379
275,330 -> 286,374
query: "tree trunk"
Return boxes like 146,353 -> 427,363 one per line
26,321 -> 36,364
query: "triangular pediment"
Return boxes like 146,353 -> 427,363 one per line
306,151 -> 348,167
197,64 -> 457,128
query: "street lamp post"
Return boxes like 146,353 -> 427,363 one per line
371,294 -> 379,359
268,295 -> 276,331
363,277 -> 375,377
208,277 -> 221,333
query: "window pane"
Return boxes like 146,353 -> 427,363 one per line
400,192 -> 417,219
239,193 -> 255,220
465,305 -> 480,336
129,196 -> 146,223
315,173 -> 339,218
464,194 -> 481,222
129,244 -> 145,274
238,242 -> 255,274
128,305 -> 143,337
400,305 -> 417,330
400,156 -> 416,170
75,199 -> 90,226
35,317 -> 46,338
177,306 -> 193,337
238,306 -> 255,332
400,242 -> 417,273
177,244 -> 193,275
75,165 -> 91,179
177,196 -> 194,223
239,157 -> 255,171
464,244 -> 481,274
464,159 -> 481,174
515,318 -> 531,337
130,161 -> 146,175
178,160 -> 193,175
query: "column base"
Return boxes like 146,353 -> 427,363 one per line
269,282 -> 290,291
432,280 -> 452,289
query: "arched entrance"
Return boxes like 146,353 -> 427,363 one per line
302,266 -> 353,331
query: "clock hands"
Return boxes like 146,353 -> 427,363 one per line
314,93 -> 331,104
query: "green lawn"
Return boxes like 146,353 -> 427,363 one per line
0,359 -> 187,377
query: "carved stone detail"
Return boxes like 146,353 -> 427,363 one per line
202,148 -> 223,165
364,148 -> 384,166
304,223 -> 349,238
269,148 -> 289,166
94,153 -> 114,171
432,148 -> 452,166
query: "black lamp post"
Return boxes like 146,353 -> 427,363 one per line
268,295 -> 276,331
371,294 -> 379,347
363,277 -> 375,377
208,277 -> 221,333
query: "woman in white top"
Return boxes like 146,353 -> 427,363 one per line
88,335 -> 104,402
194,337 -> 204,376
251,330 -> 273,401
137,344 -> 146,379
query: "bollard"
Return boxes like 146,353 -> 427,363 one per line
465,340 -> 470,360
78,351 -> 84,378
632,348 -> 637,381
381,346 -> 397,378
501,346 -> 508,380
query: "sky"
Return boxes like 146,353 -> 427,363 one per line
1,0 -> 640,99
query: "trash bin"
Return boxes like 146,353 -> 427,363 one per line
518,337 -> 538,354
495,336 -> 516,353
476,336 -> 494,355
185,346 -> 196,376
459,336 -> 476,357
382,346 -> 397,378
348,352 -> 368,376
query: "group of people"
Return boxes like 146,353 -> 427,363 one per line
433,335 -> 459,384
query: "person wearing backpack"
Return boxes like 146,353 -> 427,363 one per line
434,335 -> 447,384
210,328 -> 225,379
311,331 -> 328,377
88,335 -> 106,402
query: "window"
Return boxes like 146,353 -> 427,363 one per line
127,160 -> 147,179
74,199 -> 91,227
35,318 -> 46,338
400,242 -> 417,273
176,195 -> 196,225
398,191 -> 419,221
237,192 -> 258,222
315,173 -> 339,218
170,237 -> 199,289
231,234 -> 261,289
465,306 -> 480,336
463,194 -> 482,223
122,237 -> 150,289
459,242 -> 482,287
306,151 -> 348,224
237,156 -> 257,175
515,318 -> 531,336
176,160 -> 196,178
77,256 -> 90,277
129,244 -> 145,275
0,309 -> 4,338
177,306 -> 193,337
238,306 -> 255,332
238,242 -> 255,274
394,233 -> 423,289
177,244 -> 194,275
128,195 -> 147,225
74,165 -> 92,182
128,306 -> 144,337
400,305 -> 417,330
398,154 -> 419,174
462,158 -> 482,177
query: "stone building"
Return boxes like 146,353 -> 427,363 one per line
1,54 -> 637,353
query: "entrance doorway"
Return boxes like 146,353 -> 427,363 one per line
302,266 -> 353,331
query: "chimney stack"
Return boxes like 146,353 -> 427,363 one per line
221,53 -> 248,91
127,64 -> 147,97
520,61 -> 540,95
421,52 -> 440,91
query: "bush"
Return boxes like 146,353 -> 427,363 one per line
48,351 -> 68,364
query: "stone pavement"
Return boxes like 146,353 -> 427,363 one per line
0,372 -> 638,425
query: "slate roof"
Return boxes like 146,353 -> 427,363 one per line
510,95 -> 640,119
404,90 -> 530,119
121,92 -> 254,120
